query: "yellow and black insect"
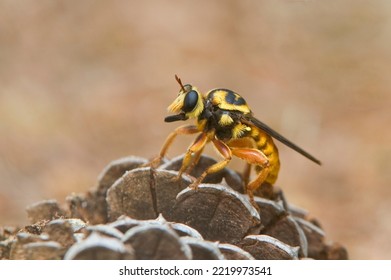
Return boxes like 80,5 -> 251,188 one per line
152,75 -> 321,205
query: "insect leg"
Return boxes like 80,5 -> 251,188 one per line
227,137 -> 258,191
177,132 -> 208,180
189,138 -> 232,189
185,145 -> 205,175
150,125 -> 199,168
242,163 -> 251,187
230,148 -> 270,207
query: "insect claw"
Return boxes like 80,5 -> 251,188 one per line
250,197 -> 260,212
174,167 -> 185,181
148,157 -> 162,169
188,182 -> 200,190
244,189 -> 260,212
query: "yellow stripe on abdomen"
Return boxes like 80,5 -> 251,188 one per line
252,129 -> 280,184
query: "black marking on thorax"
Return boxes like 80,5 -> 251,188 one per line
223,90 -> 246,106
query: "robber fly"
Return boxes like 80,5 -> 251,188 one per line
151,75 -> 321,205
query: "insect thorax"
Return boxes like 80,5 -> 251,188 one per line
197,101 -> 251,141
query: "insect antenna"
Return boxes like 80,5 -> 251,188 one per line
175,74 -> 185,92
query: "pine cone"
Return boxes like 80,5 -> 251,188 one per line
0,154 -> 348,260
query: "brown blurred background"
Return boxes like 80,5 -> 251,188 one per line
0,1 -> 390,259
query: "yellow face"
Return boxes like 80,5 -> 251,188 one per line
167,84 -> 204,120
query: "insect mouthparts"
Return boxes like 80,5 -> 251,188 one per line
164,113 -> 188,122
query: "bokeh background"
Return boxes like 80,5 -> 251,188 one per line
0,0 -> 390,259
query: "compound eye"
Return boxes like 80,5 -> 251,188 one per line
183,90 -> 198,112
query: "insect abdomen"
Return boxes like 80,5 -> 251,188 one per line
251,127 -> 280,184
